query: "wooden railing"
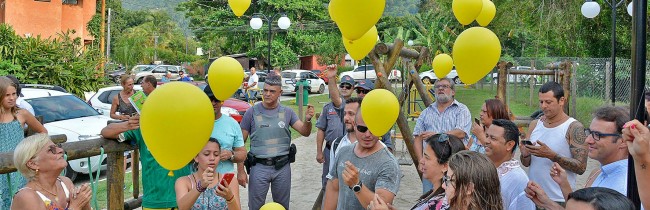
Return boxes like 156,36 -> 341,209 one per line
0,134 -> 143,210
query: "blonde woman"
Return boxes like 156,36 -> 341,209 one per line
11,134 -> 92,210
0,76 -> 46,209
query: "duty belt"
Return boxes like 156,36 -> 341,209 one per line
255,155 -> 289,166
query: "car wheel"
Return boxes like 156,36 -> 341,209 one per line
453,77 -> 462,84
136,77 -> 143,84
65,165 -> 78,182
422,77 -> 431,84
318,84 -> 325,94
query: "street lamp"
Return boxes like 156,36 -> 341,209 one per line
250,13 -> 291,73
581,0 -> 632,105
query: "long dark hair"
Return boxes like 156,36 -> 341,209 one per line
419,134 -> 466,199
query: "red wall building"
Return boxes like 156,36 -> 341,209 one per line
0,0 -> 96,44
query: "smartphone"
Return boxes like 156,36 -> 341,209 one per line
219,173 -> 235,187
474,118 -> 480,125
521,140 -> 534,146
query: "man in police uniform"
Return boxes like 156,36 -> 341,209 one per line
237,74 -> 314,210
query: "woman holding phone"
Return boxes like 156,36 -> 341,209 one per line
469,99 -> 512,153
175,138 -> 240,210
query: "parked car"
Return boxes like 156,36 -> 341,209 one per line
23,86 -> 117,181
491,66 -> 536,84
107,66 -> 128,83
233,72 -> 267,100
339,65 -> 402,82
419,68 -> 462,85
87,82 -> 249,123
310,69 -> 329,84
281,70 -> 327,94
133,65 -> 182,84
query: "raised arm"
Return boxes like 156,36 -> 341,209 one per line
101,115 -> 139,139
291,105 -> 314,137
325,65 -> 343,108
520,120 -> 539,167
556,121 -> 588,175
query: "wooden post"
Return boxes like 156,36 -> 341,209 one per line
132,149 -> 140,199
107,152 -> 125,210
529,60 -> 536,107
561,61 -> 572,115
605,62 -> 612,105
497,61 -> 509,104
571,63 -> 578,118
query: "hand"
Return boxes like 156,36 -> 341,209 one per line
369,194 -> 395,210
316,151 -> 325,164
215,179 -> 234,202
220,149 -> 234,161
126,115 -> 140,130
470,122 -> 485,137
326,64 -> 338,79
69,183 -> 92,209
418,131 -> 437,141
201,167 -> 216,189
549,162 -> 568,186
519,140 -> 531,157
342,161 -> 360,188
237,168 -> 248,188
526,141 -> 557,160
524,181 -> 556,209
305,104 -> 315,121
623,120 -> 650,159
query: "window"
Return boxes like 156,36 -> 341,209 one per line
27,95 -> 99,123
63,0 -> 79,4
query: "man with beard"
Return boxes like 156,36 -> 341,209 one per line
324,106 -> 401,210
413,77 -> 471,193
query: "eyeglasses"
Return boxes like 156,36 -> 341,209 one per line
356,89 -> 370,94
443,171 -> 455,187
434,84 -> 451,89
584,128 -> 621,141
47,144 -> 63,155
356,125 -> 370,133
339,84 -> 352,89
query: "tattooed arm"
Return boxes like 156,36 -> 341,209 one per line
556,121 -> 588,175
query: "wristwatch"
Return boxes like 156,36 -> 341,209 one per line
352,181 -> 362,193
230,153 -> 235,161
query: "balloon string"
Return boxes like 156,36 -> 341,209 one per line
168,170 -> 175,177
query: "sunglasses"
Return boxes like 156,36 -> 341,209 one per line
339,84 -> 352,89
584,128 -> 621,141
356,89 -> 370,94
443,171 -> 455,187
47,144 -> 63,155
208,96 -> 221,103
356,125 -> 370,133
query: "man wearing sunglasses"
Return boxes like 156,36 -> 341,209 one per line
324,106 -> 401,210
413,77 -> 471,193
525,106 -> 630,210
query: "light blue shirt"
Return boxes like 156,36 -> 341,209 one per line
211,115 -> 245,173
592,159 -> 628,195
413,100 -> 472,145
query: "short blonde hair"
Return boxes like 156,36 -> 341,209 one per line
13,134 -> 50,181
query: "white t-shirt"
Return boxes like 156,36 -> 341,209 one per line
247,73 -> 259,89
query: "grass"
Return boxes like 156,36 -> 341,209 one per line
280,94 -> 334,139
94,171 -> 143,208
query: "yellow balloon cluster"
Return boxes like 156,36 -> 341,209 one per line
329,0 -> 385,41
343,26 -> 378,61
361,89 -> 399,137
228,0 -> 251,17
432,54 -> 454,79
207,57 -> 246,101
452,27 -> 501,85
452,0 -> 496,26
140,82 -> 215,171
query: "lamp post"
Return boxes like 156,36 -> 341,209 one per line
250,13 -> 291,73
581,0 -> 632,105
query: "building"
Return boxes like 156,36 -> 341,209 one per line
0,0 -> 96,44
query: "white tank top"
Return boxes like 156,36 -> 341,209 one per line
529,117 -> 577,202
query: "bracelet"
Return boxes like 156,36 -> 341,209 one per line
226,195 -> 235,203
196,181 -> 207,193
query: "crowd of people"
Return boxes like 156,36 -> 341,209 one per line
2,61 -> 650,210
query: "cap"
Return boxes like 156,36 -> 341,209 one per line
340,75 -> 355,85
203,84 -> 215,98
355,79 -> 374,90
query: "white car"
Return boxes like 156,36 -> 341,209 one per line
23,86 -> 115,181
280,70 -> 327,94
491,66 -> 536,84
419,68 -> 462,85
339,65 -> 402,82
133,65 -> 182,84
88,85 -> 240,118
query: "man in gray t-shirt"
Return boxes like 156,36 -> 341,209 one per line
324,107 -> 401,210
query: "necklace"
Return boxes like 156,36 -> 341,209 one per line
35,182 -> 59,202
546,115 -> 569,126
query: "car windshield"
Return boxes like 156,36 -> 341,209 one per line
282,72 -> 297,79
135,66 -> 154,73
355,66 -> 374,71
27,95 -> 100,123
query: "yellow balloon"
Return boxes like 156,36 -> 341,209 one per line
260,202 -> 286,210
329,0 -> 385,40
432,54 -> 454,79
452,0 -> 483,25
228,0 -> 251,17
343,26 -> 378,61
476,0 -> 496,26
452,27 -> 501,85
361,89 -> 399,136
141,82 -> 215,171
328,3 -> 338,22
207,57 -> 245,101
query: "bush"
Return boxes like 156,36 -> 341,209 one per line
337,65 -> 354,74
